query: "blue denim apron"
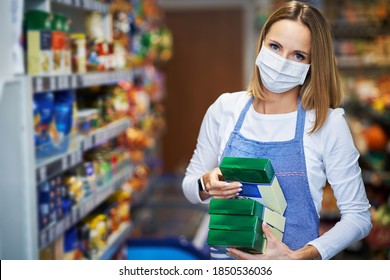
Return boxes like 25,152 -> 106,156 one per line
210,97 -> 319,259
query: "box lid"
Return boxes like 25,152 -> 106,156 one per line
220,157 -> 274,184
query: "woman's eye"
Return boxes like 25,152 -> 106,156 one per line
269,43 -> 279,51
294,53 -> 305,61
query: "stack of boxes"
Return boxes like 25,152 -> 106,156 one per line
207,157 -> 287,254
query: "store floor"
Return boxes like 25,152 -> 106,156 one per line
126,173 -> 372,260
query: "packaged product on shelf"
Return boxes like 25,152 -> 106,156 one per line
51,14 -> 65,75
54,234 -> 64,260
34,92 -> 59,158
74,162 -> 97,197
39,243 -> 55,260
77,108 -> 99,134
38,181 -> 54,229
62,15 -> 72,74
34,90 -> 76,158
84,213 -> 109,257
54,90 -> 77,150
33,99 -> 40,146
24,10 -> 52,75
63,175 -> 84,206
78,223 -> 91,259
54,176 -> 64,221
85,12 -> 107,72
70,33 -> 87,73
85,12 -> 105,41
63,227 -> 82,260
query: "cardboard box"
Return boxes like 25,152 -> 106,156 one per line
209,199 -> 285,233
209,214 -> 262,233
25,10 -> 53,76
219,157 -> 287,215
207,229 -> 266,254
220,157 -> 274,184
257,176 -> 287,215
209,198 -> 264,217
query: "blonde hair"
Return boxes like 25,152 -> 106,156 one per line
247,1 -> 342,133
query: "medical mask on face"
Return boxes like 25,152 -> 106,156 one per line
255,44 -> 311,94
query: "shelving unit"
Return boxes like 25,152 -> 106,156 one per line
36,118 -> 131,184
0,0 -> 140,260
39,163 -> 133,249
325,0 -> 390,258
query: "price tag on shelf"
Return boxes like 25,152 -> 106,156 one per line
83,136 -> 93,151
72,207 -> 78,224
71,75 -> 78,88
57,76 -> 63,89
40,231 -> 48,248
61,157 -> 68,171
64,214 -> 71,230
77,150 -> 82,162
70,152 -> 77,166
94,132 -> 101,145
35,77 -> 43,93
50,77 -> 57,90
38,166 -> 47,183
59,76 -> 69,89
48,227 -> 55,244
96,190 -> 104,205
108,126 -> 115,139
55,220 -> 65,238
88,198 -> 95,212
84,0 -> 92,9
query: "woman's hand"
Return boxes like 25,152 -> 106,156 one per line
226,223 -> 321,260
201,167 -> 242,199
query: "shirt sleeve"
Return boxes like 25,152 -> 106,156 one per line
307,108 -> 372,260
182,95 -> 224,204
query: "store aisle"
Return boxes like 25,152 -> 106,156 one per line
127,173 -> 210,260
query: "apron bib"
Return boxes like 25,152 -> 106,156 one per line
210,97 -> 319,260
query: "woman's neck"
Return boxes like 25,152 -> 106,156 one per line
253,91 -> 299,114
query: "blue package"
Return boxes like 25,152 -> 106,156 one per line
33,99 -> 40,146
54,90 -> 76,152
34,92 -> 55,127
34,92 -> 57,157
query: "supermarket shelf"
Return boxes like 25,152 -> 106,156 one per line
338,62 -> 390,72
51,0 -> 109,13
32,70 -> 134,93
331,23 -> 388,38
39,164 -> 134,249
94,222 -> 133,260
36,118 -> 131,184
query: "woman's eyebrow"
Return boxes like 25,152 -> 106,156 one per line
268,39 -> 310,56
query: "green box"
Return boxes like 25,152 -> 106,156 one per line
209,198 -> 286,233
209,214 -> 263,233
220,157 -> 274,184
209,198 -> 264,217
207,229 -> 266,254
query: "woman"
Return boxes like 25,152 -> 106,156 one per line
182,1 -> 372,260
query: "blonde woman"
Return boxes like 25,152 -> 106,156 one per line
182,1 -> 372,260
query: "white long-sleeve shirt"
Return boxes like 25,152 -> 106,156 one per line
183,91 -> 372,260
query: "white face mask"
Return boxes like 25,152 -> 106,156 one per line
255,44 -> 310,94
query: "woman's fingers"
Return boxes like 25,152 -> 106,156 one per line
226,248 -> 263,260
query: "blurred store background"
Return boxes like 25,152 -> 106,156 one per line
0,0 -> 389,260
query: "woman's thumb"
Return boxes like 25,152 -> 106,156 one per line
262,221 -> 274,240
